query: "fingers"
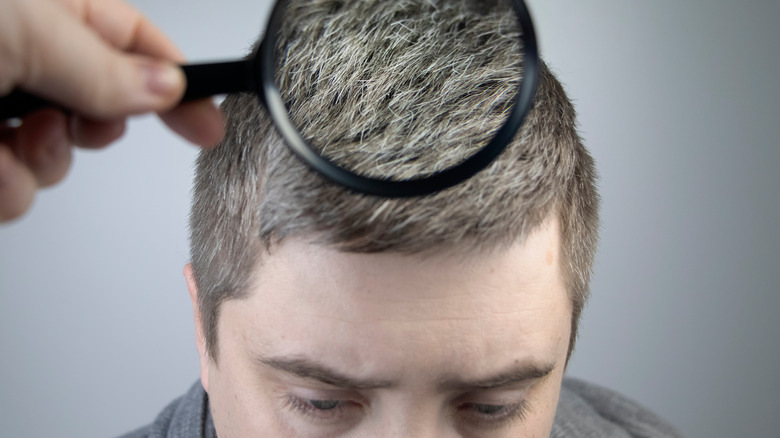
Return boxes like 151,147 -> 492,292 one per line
69,116 -> 126,148
10,0 -> 185,119
0,108 -> 105,223
83,0 -> 185,61
7,0 -> 226,146
0,144 -> 36,222
160,100 -> 226,148
60,0 -> 226,147
0,109 -> 70,222
0,0 -> 228,222
10,109 -> 73,187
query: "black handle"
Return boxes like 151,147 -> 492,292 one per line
181,59 -> 256,102
0,90 -> 56,120
0,58 -> 256,120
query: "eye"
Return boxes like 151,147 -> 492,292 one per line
283,394 -> 363,424
457,400 -> 530,429
473,403 -> 508,415
308,399 -> 340,410
287,396 -> 343,414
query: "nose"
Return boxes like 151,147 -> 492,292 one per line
377,422 -> 443,438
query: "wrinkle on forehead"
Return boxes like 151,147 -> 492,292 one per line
217,218 -> 571,385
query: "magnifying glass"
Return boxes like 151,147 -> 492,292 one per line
0,0 -> 538,198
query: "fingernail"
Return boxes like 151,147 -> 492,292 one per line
143,62 -> 184,97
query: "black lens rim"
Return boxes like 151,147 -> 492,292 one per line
258,0 -> 539,198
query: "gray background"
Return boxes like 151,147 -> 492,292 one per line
0,0 -> 778,436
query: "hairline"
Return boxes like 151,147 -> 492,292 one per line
204,207 -> 580,365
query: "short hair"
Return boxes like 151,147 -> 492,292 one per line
189,0 -> 599,363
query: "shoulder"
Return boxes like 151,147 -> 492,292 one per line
115,382 -> 211,438
552,377 -> 682,438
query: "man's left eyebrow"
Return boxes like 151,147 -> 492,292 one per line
437,361 -> 557,391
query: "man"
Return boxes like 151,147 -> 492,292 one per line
125,1 -> 681,437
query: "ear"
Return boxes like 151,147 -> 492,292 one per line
184,263 -> 209,392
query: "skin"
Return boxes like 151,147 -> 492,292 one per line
0,0 -> 226,222
186,218 -> 572,438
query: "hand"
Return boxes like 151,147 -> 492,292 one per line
0,0 -> 226,222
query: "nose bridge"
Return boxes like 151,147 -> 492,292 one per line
378,416 -> 440,438
374,399 -> 455,438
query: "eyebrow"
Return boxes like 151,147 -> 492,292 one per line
258,356 -> 396,390
257,356 -> 556,391
437,361 -> 557,391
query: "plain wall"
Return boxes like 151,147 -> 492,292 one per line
0,0 -> 778,436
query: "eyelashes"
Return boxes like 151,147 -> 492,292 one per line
282,394 -> 357,422
457,400 -> 531,428
282,393 -> 530,429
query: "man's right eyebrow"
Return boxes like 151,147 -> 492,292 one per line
256,356 -> 396,390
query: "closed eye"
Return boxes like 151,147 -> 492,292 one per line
308,399 -> 340,410
283,394 -> 362,422
457,400 -> 530,429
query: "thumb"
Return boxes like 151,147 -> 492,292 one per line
8,0 -> 185,120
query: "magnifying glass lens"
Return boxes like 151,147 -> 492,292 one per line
272,0 -> 526,182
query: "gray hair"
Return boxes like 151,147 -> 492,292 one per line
189,0 -> 599,362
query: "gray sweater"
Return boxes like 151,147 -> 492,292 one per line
121,378 -> 681,438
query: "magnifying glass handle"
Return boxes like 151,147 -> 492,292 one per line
181,59 -> 256,101
0,58 -> 256,121
0,90 -> 53,120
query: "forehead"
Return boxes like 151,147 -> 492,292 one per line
219,219 -> 571,378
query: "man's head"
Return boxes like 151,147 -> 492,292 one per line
186,1 -> 598,436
